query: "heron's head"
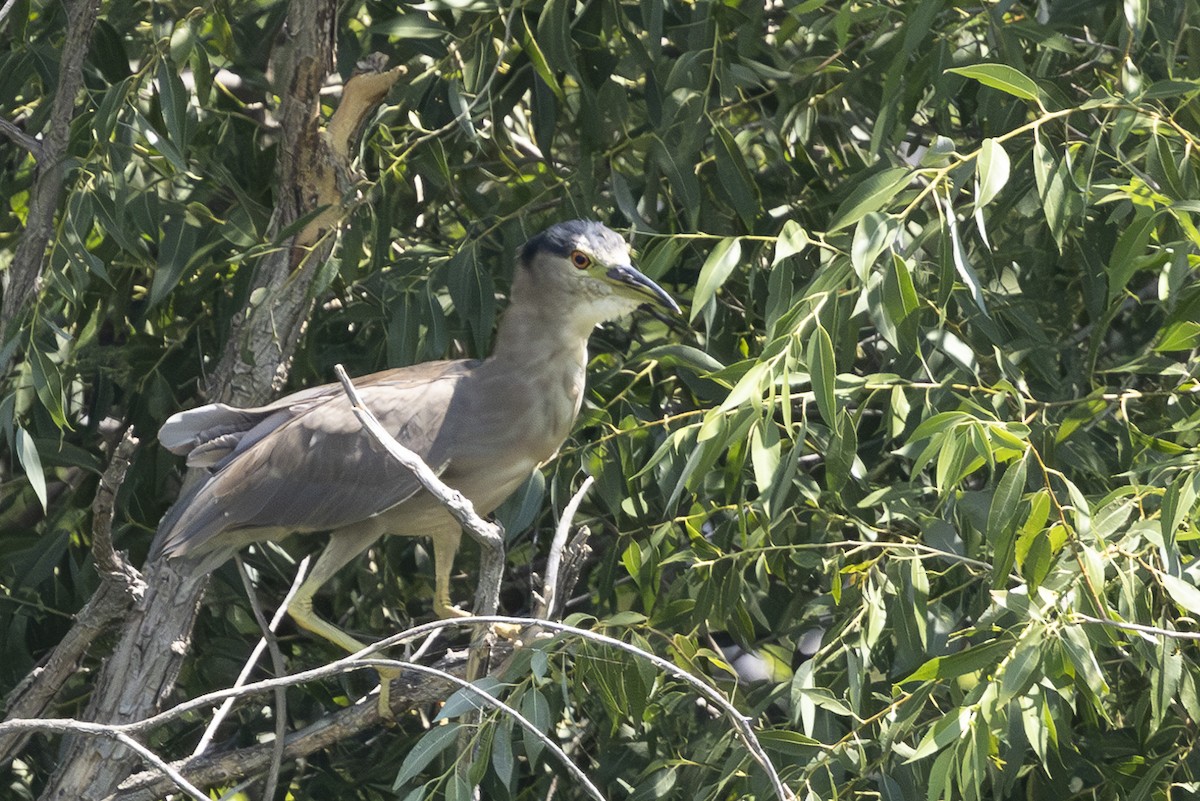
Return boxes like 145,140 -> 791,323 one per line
517,221 -> 680,325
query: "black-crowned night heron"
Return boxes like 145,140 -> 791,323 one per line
152,220 -> 679,711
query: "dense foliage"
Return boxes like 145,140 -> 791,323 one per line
2,0 -> 1200,799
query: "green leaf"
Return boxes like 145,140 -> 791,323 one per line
445,244 -> 496,354
1106,209 -> 1157,304
1154,320 -> 1200,352
156,59 -> 189,148
988,455 -> 1029,529
150,212 -> 201,307
520,688 -> 551,765
1123,0 -> 1148,37
825,408 -> 857,493
909,411 -> 971,443
947,64 -> 1041,102
714,125 -> 760,228
997,637 -> 1042,704
758,729 -> 821,756
850,211 -> 899,282
491,719 -> 515,788
828,167 -> 911,231
988,455 -> 1028,588
974,138 -> 1010,209
927,747 -> 956,799
536,0 -> 576,77
28,345 -> 69,429
1032,132 -> 1081,250
1061,626 -> 1110,698
901,639 -> 1010,685
15,426 -> 48,512
1142,79 -> 1200,99
773,220 -> 809,265
1161,472 -> 1200,548
393,723 -> 462,788
943,196 -> 989,317
690,237 -> 742,322
1162,575 -> 1200,615
808,323 -> 836,423
881,253 -> 920,354
749,420 -> 781,493
436,676 -> 504,720
522,23 -> 564,101
907,707 -> 971,762
638,235 -> 686,280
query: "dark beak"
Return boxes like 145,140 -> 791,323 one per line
606,265 -> 681,314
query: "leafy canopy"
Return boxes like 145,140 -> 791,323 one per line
2,0 -> 1200,799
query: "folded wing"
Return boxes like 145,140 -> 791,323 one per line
154,361 -> 474,559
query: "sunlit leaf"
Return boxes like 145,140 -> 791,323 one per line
851,212 -> 899,282
974,138 -> 1010,210
690,237 -> 742,322
714,125 -> 760,228
773,220 -> 809,265
828,167 -> 911,231
808,323 -> 836,423
947,64 -> 1041,102
14,426 -> 48,512
1106,209 -> 1157,304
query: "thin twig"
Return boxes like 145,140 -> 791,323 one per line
193,557 -> 311,758
369,617 -> 795,801
536,476 -> 594,618
0,116 -> 41,158
0,429 -> 143,763
1071,613 -> 1200,641
110,651 -> 477,801
361,658 -> 607,801
0,719 -> 209,801
7,616 -> 791,801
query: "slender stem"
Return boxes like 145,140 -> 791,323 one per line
537,476 -> 594,618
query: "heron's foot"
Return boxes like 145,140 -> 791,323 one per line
433,600 -> 472,620
376,664 -> 402,720
433,600 -> 522,640
492,622 -> 523,640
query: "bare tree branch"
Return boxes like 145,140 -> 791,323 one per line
110,649 -> 479,801
104,615 -> 795,801
535,476 -> 594,619
0,718 -> 210,801
0,0 -> 100,337
0,429 -> 143,763
0,117 -> 41,157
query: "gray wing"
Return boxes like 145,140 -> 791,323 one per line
158,382 -> 337,469
154,361 -> 473,559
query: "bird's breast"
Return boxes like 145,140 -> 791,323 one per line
454,348 -> 585,469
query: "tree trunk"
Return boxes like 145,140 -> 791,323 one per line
36,0 -> 341,796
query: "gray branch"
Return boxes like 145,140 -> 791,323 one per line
1,0 -> 100,339
0,429 -> 143,764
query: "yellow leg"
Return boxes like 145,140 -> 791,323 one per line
287,527 -> 401,716
429,527 -> 469,620
429,525 -> 523,640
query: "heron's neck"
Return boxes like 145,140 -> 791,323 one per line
488,291 -> 595,372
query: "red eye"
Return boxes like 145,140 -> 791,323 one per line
570,250 -> 591,270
